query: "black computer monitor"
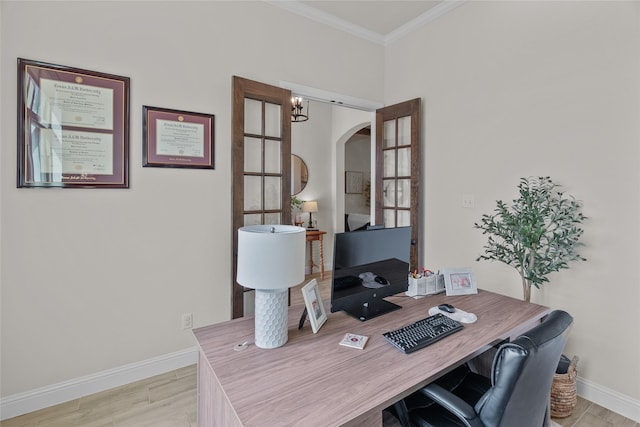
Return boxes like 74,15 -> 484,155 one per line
331,226 -> 411,321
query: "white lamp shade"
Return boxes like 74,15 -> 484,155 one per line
237,225 -> 305,290
302,201 -> 318,213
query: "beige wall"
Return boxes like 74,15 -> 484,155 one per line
0,1 -> 383,396
385,1 -> 640,400
2,0 -> 639,412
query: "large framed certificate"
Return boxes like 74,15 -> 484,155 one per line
143,106 -> 215,169
17,58 -> 130,188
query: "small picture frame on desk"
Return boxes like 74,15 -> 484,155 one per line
301,279 -> 327,333
442,268 -> 478,296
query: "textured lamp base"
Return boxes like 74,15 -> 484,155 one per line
254,289 -> 289,349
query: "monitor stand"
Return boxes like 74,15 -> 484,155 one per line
344,299 -> 402,322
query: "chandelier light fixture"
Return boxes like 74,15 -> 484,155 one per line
291,97 -> 309,122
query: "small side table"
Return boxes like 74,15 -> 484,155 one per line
305,230 -> 326,279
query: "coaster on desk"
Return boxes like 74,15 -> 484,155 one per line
339,333 -> 369,350
428,306 -> 477,324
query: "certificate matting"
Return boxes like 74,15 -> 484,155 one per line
143,106 -> 215,169
17,58 -> 130,188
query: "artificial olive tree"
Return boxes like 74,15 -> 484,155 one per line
474,177 -> 586,302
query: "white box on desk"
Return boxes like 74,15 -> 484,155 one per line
406,274 -> 445,297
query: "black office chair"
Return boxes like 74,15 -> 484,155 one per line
393,310 -> 573,427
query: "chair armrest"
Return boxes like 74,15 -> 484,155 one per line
419,383 -> 482,427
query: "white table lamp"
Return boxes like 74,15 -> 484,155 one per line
302,200 -> 318,228
237,225 -> 305,348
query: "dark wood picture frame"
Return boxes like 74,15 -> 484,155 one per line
143,106 -> 215,169
17,58 -> 130,188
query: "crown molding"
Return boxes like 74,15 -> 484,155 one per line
266,1 -> 385,45
384,0 -> 467,46
266,0 -> 467,46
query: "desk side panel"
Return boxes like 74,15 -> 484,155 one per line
198,350 -> 243,427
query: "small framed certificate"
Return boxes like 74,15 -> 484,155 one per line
17,58 -> 130,188
143,106 -> 215,169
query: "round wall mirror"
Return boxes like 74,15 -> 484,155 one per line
291,154 -> 308,195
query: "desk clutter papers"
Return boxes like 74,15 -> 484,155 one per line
339,333 -> 369,350
428,306 -> 478,324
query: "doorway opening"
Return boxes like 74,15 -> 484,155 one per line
344,126 -> 373,232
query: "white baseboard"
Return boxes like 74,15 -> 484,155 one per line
0,347 -> 199,421
577,376 -> 640,423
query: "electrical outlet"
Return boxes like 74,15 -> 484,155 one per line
462,195 -> 475,209
182,313 -> 193,330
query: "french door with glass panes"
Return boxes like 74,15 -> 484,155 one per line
232,76 -> 292,319
375,98 -> 421,270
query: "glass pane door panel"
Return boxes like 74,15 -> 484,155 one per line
264,213 -> 281,224
384,120 -> 396,148
398,116 -> 411,146
244,214 -> 262,226
264,140 -> 281,174
264,176 -> 281,210
384,209 -> 396,228
397,210 -> 410,227
383,180 -> 396,207
244,99 -> 262,135
244,137 -> 262,173
383,150 -> 396,178
398,179 -> 411,208
244,176 -> 262,210
397,148 -> 411,176
264,102 -> 281,138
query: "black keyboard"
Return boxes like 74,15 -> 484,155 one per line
383,313 -> 464,354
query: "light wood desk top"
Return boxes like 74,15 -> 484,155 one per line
193,289 -> 550,427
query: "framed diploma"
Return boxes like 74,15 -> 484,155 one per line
143,106 -> 215,169
17,58 -> 130,188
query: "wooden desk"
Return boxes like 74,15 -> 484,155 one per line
193,289 -> 550,427
305,230 -> 326,279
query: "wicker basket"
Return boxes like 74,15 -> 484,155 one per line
550,356 -> 579,418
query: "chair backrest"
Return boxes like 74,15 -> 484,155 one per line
476,310 -> 574,427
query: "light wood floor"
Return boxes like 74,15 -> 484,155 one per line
1,365 -> 197,427
2,273 -> 636,427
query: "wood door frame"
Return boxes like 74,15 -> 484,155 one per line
232,76 -> 292,319
375,98 -> 421,270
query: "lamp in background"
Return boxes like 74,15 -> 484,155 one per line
237,225 -> 305,349
302,201 -> 318,229
291,97 -> 309,123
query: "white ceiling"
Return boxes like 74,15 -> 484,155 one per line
267,0 -> 466,45
299,1 -> 442,35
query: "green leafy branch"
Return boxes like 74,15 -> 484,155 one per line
474,176 -> 586,301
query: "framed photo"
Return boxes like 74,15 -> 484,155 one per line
17,58 -> 130,188
345,171 -> 363,194
143,106 -> 214,169
442,268 -> 478,296
301,279 -> 327,333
